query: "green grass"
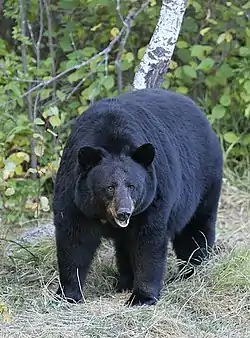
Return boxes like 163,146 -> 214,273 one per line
0,180 -> 249,338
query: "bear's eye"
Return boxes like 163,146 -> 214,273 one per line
128,184 -> 135,191
106,186 -> 115,194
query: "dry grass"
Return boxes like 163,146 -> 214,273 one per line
0,179 -> 250,338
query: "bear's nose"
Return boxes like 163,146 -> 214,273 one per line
116,210 -> 131,222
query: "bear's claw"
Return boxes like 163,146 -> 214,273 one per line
125,291 -> 158,306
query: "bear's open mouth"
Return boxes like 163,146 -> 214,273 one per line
114,217 -> 130,228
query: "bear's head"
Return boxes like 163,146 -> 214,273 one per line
74,143 -> 157,228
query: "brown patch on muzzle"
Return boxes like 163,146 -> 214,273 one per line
107,197 -> 117,219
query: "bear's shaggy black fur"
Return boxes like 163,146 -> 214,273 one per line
53,89 -> 223,306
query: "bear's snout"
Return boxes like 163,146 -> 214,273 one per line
114,208 -> 132,228
107,194 -> 134,228
116,209 -> 131,222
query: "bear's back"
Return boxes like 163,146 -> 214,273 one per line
54,89 -> 223,230
67,88 -> 222,180
77,89 -> 216,148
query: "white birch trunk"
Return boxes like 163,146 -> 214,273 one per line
133,0 -> 187,90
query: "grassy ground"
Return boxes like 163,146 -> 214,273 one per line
0,179 -> 250,338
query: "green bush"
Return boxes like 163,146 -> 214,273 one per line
165,0 -> 250,173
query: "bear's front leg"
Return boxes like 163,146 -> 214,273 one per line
126,213 -> 168,306
55,214 -> 102,303
114,237 -> 134,292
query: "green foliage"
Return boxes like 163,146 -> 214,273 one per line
163,0 -> 250,172
0,0 -> 249,223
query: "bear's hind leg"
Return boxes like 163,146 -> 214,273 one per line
172,180 -> 222,278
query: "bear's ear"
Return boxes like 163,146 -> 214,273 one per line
131,143 -> 155,167
78,146 -> 103,171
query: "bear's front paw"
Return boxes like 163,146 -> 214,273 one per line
125,291 -> 158,306
116,276 -> 133,293
55,286 -> 82,304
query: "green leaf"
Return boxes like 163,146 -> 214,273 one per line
216,64 -> 234,79
189,0 -> 201,12
0,38 -> 7,56
68,101 -> 80,109
242,134 -> 250,145
217,33 -> 226,44
176,86 -> 188,94
59,36 -> 72,52
49,115 -> 61,128
15,164 -> 23,175
220,94 -> 231,107
47,106 -> 59,117
120,60 -> 133,71
174,67 -> 183,79
245,104 -> 250,118
9,84 -> 21,97
56,90 -> 66,102
81,82 -> 101,100
239,47 -> 250,57
207,18 -> 217,25
91,23 -> 102,32
102,76 -> 114,90
190,45 -> 205,60
200,27 -> 211,36
182,65 -> 197,79
240,92 -> 250,102
67,67 -> 87,84
8,152 -> 29,164
68,69 -> 85,83
183,17 -> 198,33
177,41 -> 189,49
33,133 -> 43,140
89,56 -> 103,72
5,187 -> 15,197
110,27 -> 119,38
40,89 -> 52,101
40,196 -> 50,212
137,47 -> 146,60
223,132 -> 239,144
162,77 -> 170,89
197,58 -> 215,72
124,52 -> 134,63
243,1 -> 250,9
82,47 -> 97,57
212,105 -> 226,119
96,64 -> 106,73
77,106 -> 88,115
169,60 -> 178,70
176,49 -> 191,63
243,80 -> 250,94
34,144 -> 45,157
34,118 -> 45,125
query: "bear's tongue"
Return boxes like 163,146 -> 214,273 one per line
114,217 -> 130,228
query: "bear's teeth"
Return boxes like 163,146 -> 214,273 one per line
114,218 -> 129,228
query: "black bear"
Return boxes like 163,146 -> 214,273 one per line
53,88 -> 223,306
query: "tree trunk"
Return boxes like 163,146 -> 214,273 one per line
133,0 -> 187,90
